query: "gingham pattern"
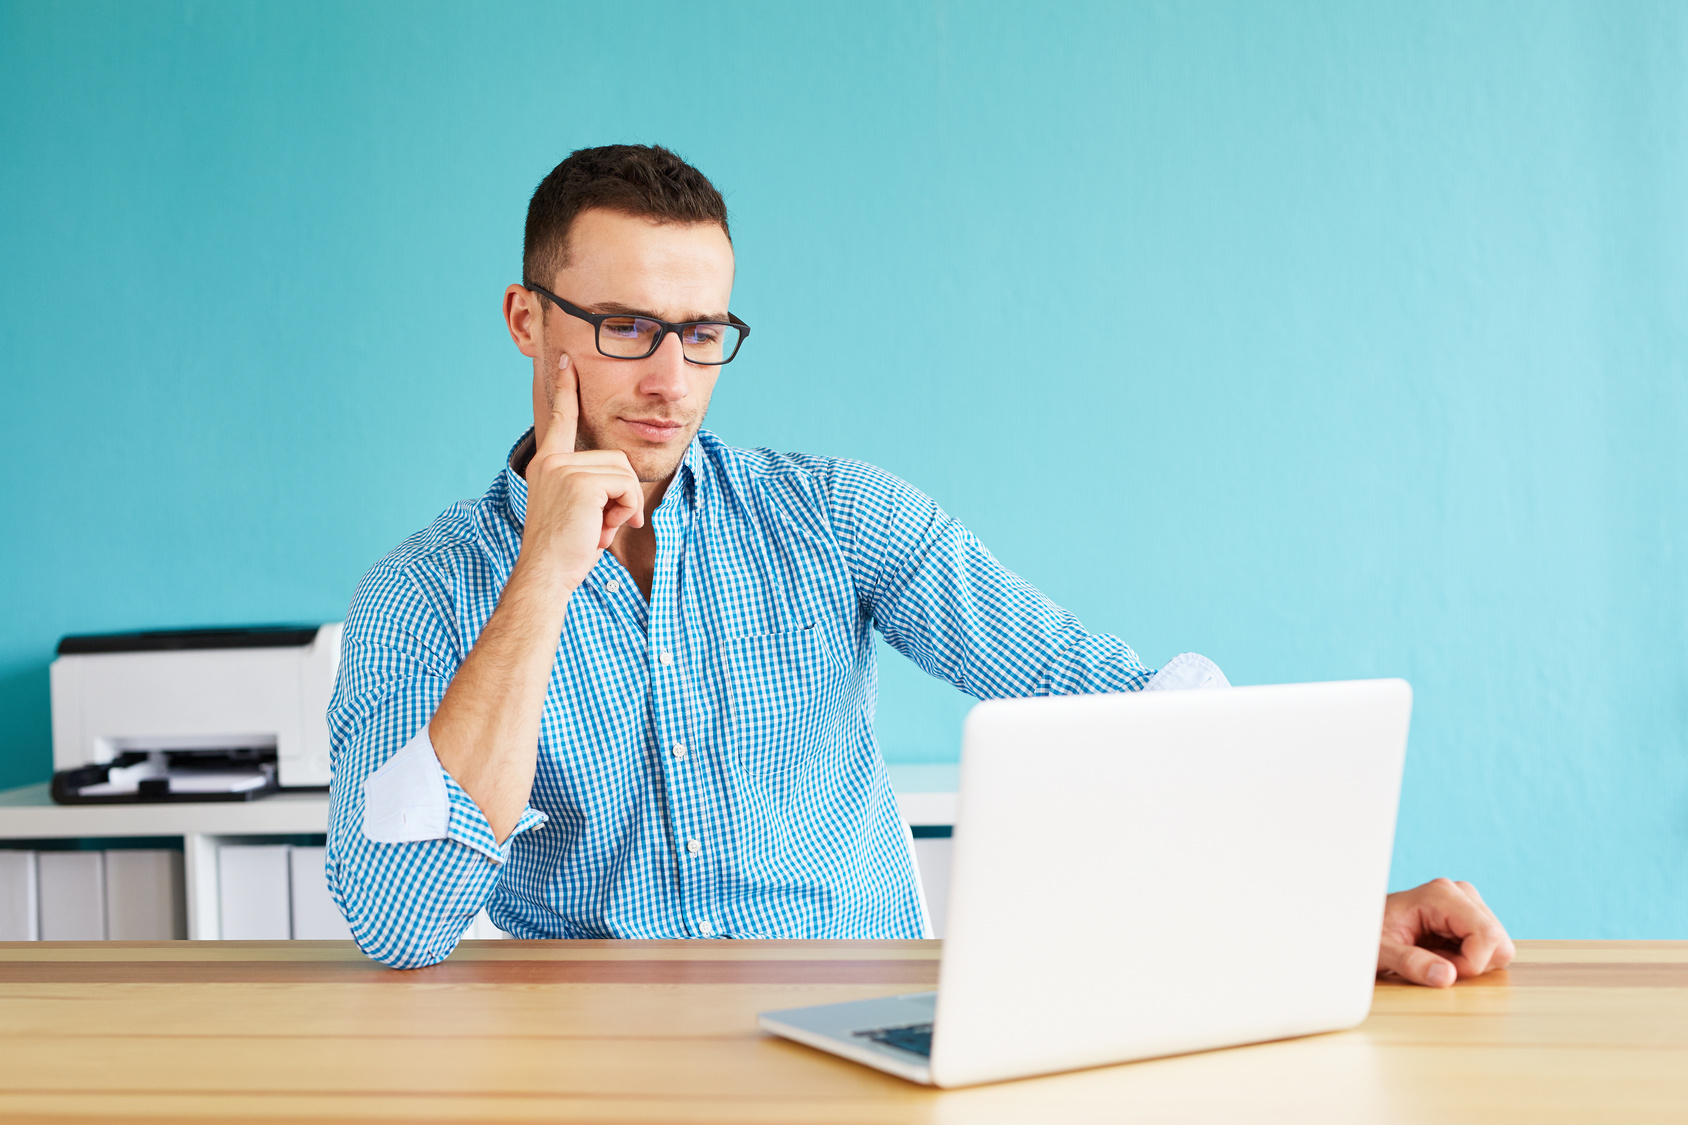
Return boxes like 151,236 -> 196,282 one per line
326,429 -> 1155,968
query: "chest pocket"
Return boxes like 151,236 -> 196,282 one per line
724,623 -> 850,777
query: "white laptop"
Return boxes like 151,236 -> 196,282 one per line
759,679 -> 1412,1088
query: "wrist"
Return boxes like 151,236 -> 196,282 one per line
504,553 -> 577,625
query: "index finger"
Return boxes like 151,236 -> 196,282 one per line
537,351 -> 579,458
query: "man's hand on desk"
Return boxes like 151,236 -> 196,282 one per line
1377,878 -> 1515,987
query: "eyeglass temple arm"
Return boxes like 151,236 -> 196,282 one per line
526,279 -> 747,341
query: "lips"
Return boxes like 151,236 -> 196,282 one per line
622,418 -> 686,442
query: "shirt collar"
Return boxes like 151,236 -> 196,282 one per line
501,428 -> 701,531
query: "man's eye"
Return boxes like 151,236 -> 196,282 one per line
684,325 -> 722,345
602,318 -> 647,339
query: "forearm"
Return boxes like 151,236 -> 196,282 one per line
430,557 -> 571,842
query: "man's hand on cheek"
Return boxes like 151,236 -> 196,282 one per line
520,352 -> 645,593
1377,877 -> 1515,987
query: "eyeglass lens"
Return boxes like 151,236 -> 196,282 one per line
599,316 -> 742,364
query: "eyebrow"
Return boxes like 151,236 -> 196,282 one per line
586,301 -> 730,323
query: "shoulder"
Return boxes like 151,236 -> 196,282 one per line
697,430 -> 823,481
347,496 -> 487,625
693,435 -> 948,568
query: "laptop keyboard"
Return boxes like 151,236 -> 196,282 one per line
854,1022 -> 934,1058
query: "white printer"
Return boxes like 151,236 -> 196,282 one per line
49,623 -> 342,803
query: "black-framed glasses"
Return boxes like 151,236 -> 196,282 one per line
524,281 -> 750,366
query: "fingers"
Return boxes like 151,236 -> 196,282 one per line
1450,880 -> 1516,975
596,464 -> 646,533
1422,878 -> 1510,978
1378,940 -> 1457,988
528,459 -> 646,533
597,491 -> 642,550
1379,877 -> 1516,987
536,352 -> 579,459
526,354 -> 647,534
526,451 -> 647,530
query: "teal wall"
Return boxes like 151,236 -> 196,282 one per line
3,1 -> 1685,937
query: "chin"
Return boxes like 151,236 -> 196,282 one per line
629,448 -> 688,484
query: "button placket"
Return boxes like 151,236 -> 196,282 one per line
647,471 -> 713,930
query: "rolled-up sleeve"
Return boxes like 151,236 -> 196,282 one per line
821,459 -> 1155,697
325,557 -> 545,969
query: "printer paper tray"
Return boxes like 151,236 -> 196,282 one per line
50,765 -> 280,805
51,785 -> 279,804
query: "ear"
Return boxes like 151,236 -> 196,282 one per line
503,284 -> 543,359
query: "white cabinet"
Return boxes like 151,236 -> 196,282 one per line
0,784 -> 332,939
0,777 -> 958,940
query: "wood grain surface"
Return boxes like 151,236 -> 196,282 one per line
0,939 -> 1682,1123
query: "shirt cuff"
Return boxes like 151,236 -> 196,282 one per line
361,723 -> 547,861
444,772 -> 548,864
1144,652 -> 1231,691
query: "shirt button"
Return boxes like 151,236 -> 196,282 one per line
698,920 -> 715,937
686,838 -> 701,855
658,650 -> 674,666
605,579 -> 621,593
671,742 -> 688,760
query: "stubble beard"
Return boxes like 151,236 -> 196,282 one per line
564,389 -> 707,485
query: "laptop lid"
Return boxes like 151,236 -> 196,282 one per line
928,679 -> 1411,1087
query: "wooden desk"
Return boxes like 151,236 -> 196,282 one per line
0,939 -> 1682,1122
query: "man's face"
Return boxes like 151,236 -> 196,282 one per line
528,208 -> 735,483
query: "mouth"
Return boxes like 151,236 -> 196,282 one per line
620,417 -> 688,443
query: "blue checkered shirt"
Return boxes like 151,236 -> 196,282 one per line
326,430 -> 1159,967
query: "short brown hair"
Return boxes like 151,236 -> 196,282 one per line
523,144 -> 730,286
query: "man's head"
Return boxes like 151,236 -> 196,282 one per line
504,145 -> 736,485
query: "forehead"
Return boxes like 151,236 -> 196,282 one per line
556,208 -> 735,316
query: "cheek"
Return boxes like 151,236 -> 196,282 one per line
692,371 -> 721,407
572,360 -> 637,417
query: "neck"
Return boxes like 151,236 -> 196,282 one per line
641,473 -> 673,512
610,473 -> 673,602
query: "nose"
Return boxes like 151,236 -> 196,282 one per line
637,330 -> 691,402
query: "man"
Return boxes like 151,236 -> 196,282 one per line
327,145 -> 1513,987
